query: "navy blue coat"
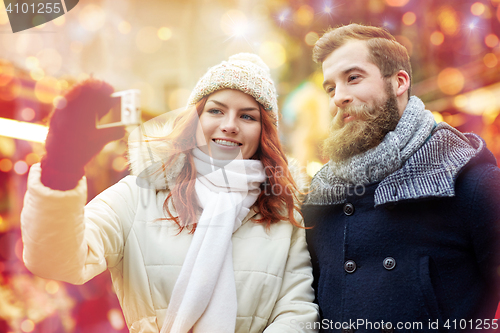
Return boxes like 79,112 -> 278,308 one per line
303,124 -> 500,332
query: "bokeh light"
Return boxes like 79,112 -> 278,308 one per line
454,94 -> 468,108
21,108 -> 35,121
259,41 -> 287,68
25,57 -> 39,71
432,111 -> 444,123
30,68 -> 45,81
45,280 -> 60,294
25,153 -> 40,165
402,12 -> 416,25
35,76 -> 60,103
108,308 -> 125,330
0,158 -> 12,172
306,161 -> 323,178
112,156 -> 128,172
53,15 -> 65,26
430,31 -> 445,45
78,4 -> 106,32
484,53 -> 498,67
485,33 -> 499,47
471,2 -> 486,16
136,26 -> 162,54
0,77 -> 22,101
53,95 -> 68,109
385,0 -> 410,7
220,10 -> 248,37
438,7 -> 459,35
14,161 -> 28,175
294,5 -> 314,26
158,27 -> 173,41
118,21 -> 131,34
305,31 -> 319,46
37,48 -> 63,75
20,319 -> 34,332
437,67 -> 464,95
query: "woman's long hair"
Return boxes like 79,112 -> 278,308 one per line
155,94 -> 303,232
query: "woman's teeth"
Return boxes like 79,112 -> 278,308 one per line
214,139 -> 240,147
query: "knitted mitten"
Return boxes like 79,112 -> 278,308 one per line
41,79 -> 125,190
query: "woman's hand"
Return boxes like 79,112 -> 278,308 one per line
41,79 -> 125,190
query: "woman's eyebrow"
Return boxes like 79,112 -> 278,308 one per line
207,99 -> 259,112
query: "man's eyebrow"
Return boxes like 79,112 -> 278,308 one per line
207,99 -> 260,112
322,66 -> 369,89
343,66 -> 368,76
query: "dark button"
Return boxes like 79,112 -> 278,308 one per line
344,260 -> 357,273
343,203 -> 354,216
342,329 -> 355,333
383,257 -> 396,270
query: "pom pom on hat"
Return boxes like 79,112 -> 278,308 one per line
228,53 -> 270,74
187,53 -> 278,125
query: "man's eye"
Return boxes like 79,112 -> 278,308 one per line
327,87 -> 335,93
348,75 -> 360,82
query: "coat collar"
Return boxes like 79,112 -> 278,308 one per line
305,122 -> 494,206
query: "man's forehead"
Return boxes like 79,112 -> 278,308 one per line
322,41 -> 378,78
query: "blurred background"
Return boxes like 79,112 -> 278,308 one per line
0,0 -> 499,332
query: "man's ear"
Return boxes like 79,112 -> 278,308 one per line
394,70 -> 410,98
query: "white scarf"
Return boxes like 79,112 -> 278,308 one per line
161,148 -> 266,333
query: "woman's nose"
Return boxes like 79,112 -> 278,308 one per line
220,115 -> 238,133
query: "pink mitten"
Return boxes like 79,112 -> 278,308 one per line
41,79 -> 125,190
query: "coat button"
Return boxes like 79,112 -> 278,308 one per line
344,260 -> 357,273
343,203 -> 355,216
383,257 -> 396,270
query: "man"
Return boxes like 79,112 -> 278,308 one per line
303,23 -> 500,333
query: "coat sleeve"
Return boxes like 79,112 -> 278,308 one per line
264,220 -> 320,333
21,163 -> 138,285
466,162 -> 500,301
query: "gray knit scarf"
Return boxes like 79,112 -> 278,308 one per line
328,96 -> 435,185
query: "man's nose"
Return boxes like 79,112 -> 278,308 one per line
333,85 -> 353,108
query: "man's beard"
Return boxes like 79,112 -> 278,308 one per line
322,87 -> 401,162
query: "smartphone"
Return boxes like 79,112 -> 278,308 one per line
96,89 -> 141,128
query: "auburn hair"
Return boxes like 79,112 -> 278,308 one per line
313,23 -> 412,99
155,94 -> 303,233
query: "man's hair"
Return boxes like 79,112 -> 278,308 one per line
313,23 -> 412,98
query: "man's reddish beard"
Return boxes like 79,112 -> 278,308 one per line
322,87 -> 400,162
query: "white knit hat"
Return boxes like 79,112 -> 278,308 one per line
187,53 -> 278,125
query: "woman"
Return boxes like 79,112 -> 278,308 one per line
20,53 -> 318,332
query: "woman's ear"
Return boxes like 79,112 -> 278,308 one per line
394,70 -> 410,98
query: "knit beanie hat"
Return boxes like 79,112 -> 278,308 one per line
187,53 -> 278,125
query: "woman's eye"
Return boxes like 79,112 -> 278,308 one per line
207,108 -> 222,114
241,114 -> 256,121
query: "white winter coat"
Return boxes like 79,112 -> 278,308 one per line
21,137 -> 319,332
